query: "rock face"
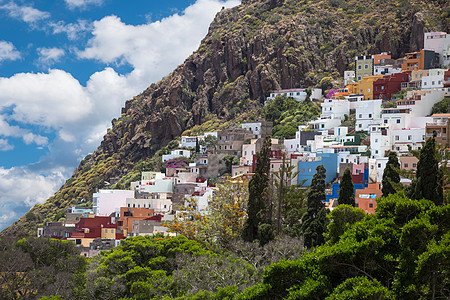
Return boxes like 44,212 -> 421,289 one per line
2,0 -> 448,236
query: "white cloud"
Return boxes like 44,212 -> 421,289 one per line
0,139 -> 13,151
37,47 -> 65,66
0,69 -> 92,128
0,0 -> 241,232
0,166 -> 66,230
0,41 -> 20,62
49,19 -> 91,40
0,2 -> 50,24
78,0 -> 240,91
64,0 -> 104,10
0,117 -> 48,146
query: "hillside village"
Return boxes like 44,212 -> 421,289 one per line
38,31 -> 450,257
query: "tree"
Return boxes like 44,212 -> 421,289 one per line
273,152 -> 303,235
337,168 -> 355,206
164,179 -> 248,247
223,155 -> 239,174
199,135 -> 218,152
301,165 -> 328,248
242,136 -> 271,243
409,137 -> 444,205
382,151 -> 401,197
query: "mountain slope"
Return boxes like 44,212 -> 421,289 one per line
2,0 -> 449,236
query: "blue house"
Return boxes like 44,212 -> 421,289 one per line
298,153 -> 338,186
325,168 -> 370,203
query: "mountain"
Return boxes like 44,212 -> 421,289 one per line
2,0 -> 449,236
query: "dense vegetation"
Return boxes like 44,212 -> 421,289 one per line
2,193 -> 448,299
1,137 -> 450,298
263,95 -> 321,139
4,0 -> 448,236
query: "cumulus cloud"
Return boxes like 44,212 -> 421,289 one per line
0,69 -> 92,127
0,166 -> 66,231
64,0 -> 104,10
78,0 -> 240,89
0,117 -> 48,146
0,0 -> 241,232
0,139 -> 13,151
49,19 -> 91,40
0,40 -> 20,62
0,2 -> 50,24
36,47 -> 65,66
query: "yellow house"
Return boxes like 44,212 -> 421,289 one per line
101,227 -> 117,239
356,75 -> 384,100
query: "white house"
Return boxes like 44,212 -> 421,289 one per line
397,89 -> 445,117
424,32 -> 450,67
93,189 -> 135,216
180,136 -> 198,148
309,99 -> 350,131
369,122 -> 391,158
267,88 -> 322,102
373,65 -> 402,76
162,149 -> 191,162
355,99 -> 382,131
126,198 -> 172,214
344,70 -> 355,85
421,69 -> 446,89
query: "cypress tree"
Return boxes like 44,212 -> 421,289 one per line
301,165 -> 328,248
409,137 -> 443,205
381,151 -> 401,197
338,168 -> 355,206
242,136 -> 271,242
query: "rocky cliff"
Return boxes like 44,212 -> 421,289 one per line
2,0 -> 449,236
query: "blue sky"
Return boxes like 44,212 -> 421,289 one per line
0,0 -> 240,231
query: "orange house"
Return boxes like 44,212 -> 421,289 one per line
118,207 -> 155,237
355,183 -> 382,214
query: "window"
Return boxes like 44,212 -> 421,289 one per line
384,119 -> 388,124
302,168 -> 305,173
413,163 -> 417,167
396,119 -> 401,124
369,114 -> 372,118
405,163 -> 408,168
359,124 -> 362,128
368,88 -> 371,93
369,203 -> 373,208
358,65 -> 362,70
375,139 -> 378,143
395,135 -> 399,140
308,168 -> 312,173
364,64 -> 369,69
355,203 -> 359,208
408,135 -> 412,140
375,150 -> 379,154
378,163 -> 381,168
105,229 -> 108,233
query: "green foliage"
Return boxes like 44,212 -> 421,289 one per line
0,237 -> 86,299
254,193 -> 450,299
223,154 -> 239,174
325,276 -> 394,299
325,204 -> 366,245
382,151 -> 401,197
301,165 -> 329,248
408,137 -> 443,205
243,137 -> 271,243
431,97 -> 450,114
263,95 -> 321,139
337,168 -> 355,206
